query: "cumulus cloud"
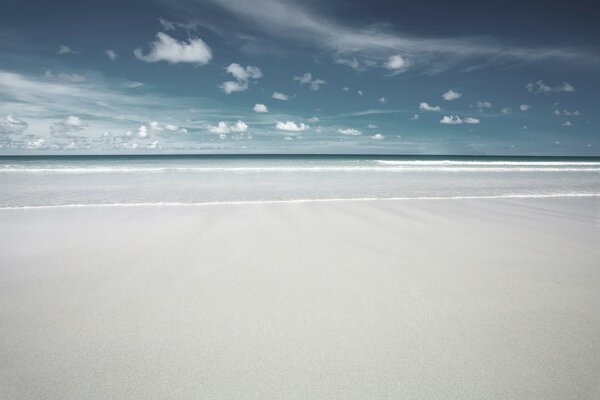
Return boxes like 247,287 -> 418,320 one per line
134,32 -> 212,65
501,107 -> 512,114
520,104 -> 531,111
562,121 -> 574,126
58,45 -> 77,55
442,90 -> 462,101
410,114 -> 420,120
526,80 -> 575,94
294,72 -> 326,90
440,116 -> 479,124
105,49 -> 118,60
367,124 -> 378,128
221,63 -> 263,94
419,102 -> 441,112
50,115 -> 87,136
253,103 -> 268,113
383,55 -> 409,73
379,97 -> 387,103
307,117 -> 319,123
475,100 -> 492,110
357,90 -> 363,96
334,57 -> 360,71
208,120 -> 249,134
276,121 -> 309,131
138,125 -> 148,137
338,128 -> 362,136
554,108 -> 581,116
27,138 -> 45,149
342,86 -> 350,91
0,115 -> 28,135
371,133 -> 384,140
272,91 -> 289,100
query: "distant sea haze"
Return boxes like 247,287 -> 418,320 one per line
1,155 -> 599,208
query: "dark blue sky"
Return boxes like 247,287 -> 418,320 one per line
1,0 -> 599,154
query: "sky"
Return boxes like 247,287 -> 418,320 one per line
0,0 -> 599,155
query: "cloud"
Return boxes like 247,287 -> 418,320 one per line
440,116 -> 480,124
58,45 -> 77,55
419,102 -> 441,112
50,115 -> 87,136
294,72 -> 326,91
138,125 -> 148,137
371,133 -> 384,140
562,121 -> 574,126
307,117 -> 319,122
253,103 -> 268,113
338,128 -> 362,136
475,100 -> 492,110
221,63 -> 263,94
378,97 -> 387,104
159,0 -> 600,73
554,109 -> 581,116
334,58 -> 360,70
526,80 -> 575,94
0,115 -> 28,134
208,120 -> 249,133
383,55 -> 409,73
367,123 -> 378,128
272,91 -> 289,100
357,90 -> 363,96
440,115 -> 462,124
410,114 -> 420,120
501,107 -> 512,114
276,121 -> 309,131
44,70 -> 87,83
519,104 -> 531,111
342,86 -> 350,91
442,89 -> 462,101
134,32 -> 212,65
105,49 -> 118,60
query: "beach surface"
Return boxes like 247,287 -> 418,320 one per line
1,197 -> 599,399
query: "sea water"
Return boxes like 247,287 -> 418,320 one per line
1,155 -> 600,208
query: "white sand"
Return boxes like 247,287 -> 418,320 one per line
1,198 -> 599,399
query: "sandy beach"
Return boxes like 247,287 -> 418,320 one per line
0,197 -> 599,399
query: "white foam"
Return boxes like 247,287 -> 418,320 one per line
1,193 -> 598,210
375,160 -> 600,166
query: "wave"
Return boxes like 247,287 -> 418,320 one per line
1,193 -> 598,210
375,160 -> 600,166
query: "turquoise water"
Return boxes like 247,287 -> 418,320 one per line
1,155 -> 600,207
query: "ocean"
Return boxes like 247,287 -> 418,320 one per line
1,155 -> 600,208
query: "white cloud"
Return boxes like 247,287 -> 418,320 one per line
501,107 -> 512,114
138,125 -> 148,137
338,128 -> 362,136
410,114 -> 420,120
253,103 -> 269,113
442,90 -> 462,101
276,121 -> 309,131
520,104 -> 531,111
378,97 -> 387,104
58,45 -> 77,55
294,72 -> 326,90
562,121 -> 574,126
367,123 -> 378,128
526,80 -> 575,94
357,90 -> 363,96
148,140 -> 160,149
371,133 -> 384,140
221,63 -> 262,94
231,120 -> 248,132
44,70 -> 87,83
383,55 -> 409,73
27,138 -> 45,149
134,32 -> 212,65
272,91 -> 289,100
334,58 -> 361,71
475,100 -> 492,109
440,115 -> 463,125
419,102 -> 441,112
307,117 -> 319,122
464,117 -> 480,124
554,109 -> 581,116
208,120 -> 249,134
342,86 -> 350,91
105,49 -> 118,60
0,115 -> 28,134
50,115 -> 87,136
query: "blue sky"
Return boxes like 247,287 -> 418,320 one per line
0,0 -> 599,155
